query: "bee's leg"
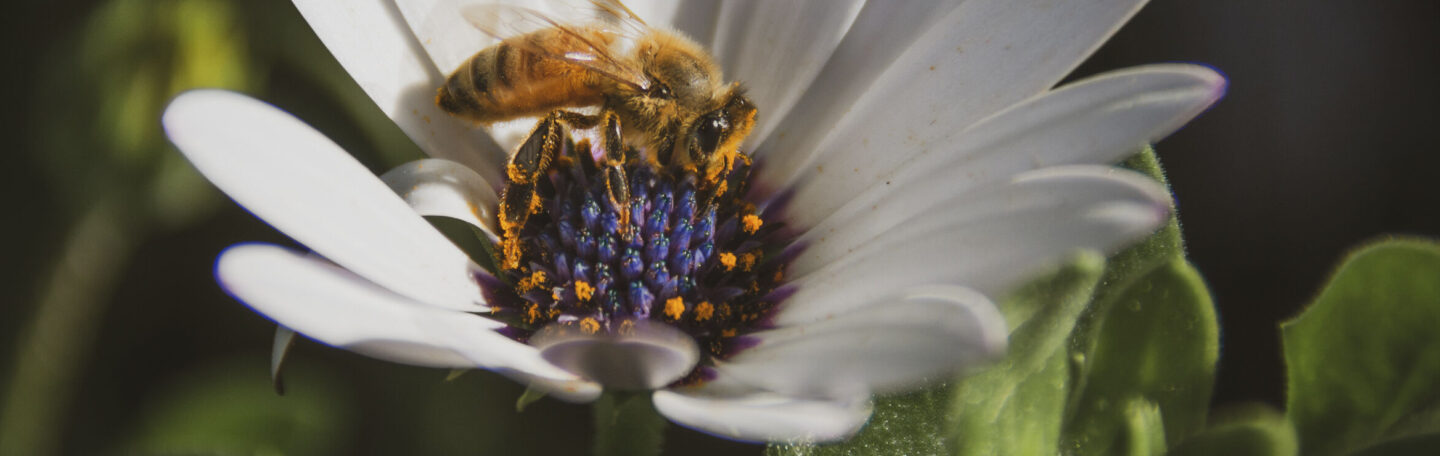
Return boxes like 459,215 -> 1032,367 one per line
498,113 -> 566,270
594,111 -> 630,228
555,110 -> 602,130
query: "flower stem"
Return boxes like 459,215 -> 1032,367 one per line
0,197 -> 137,455
592,391 -> 667,456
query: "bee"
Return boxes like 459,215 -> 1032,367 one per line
436,0 -> 757,270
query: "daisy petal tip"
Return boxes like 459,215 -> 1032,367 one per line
1151,63 -> 1228,110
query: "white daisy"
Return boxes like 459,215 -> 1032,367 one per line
162,0 -> 1223,443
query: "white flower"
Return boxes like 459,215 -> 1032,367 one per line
162,0 -> 1223,443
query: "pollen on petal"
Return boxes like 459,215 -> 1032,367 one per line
695,301 -> 714,321
580,318 -> 600,334
742,214 -> 762,234
518,270 -> 547,292
664,297 -> 685,320
740,252 -> 757,271
719,252 -> 737,271
574,280 -> 595,301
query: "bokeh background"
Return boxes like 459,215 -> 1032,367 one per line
2,0 -> 1436,454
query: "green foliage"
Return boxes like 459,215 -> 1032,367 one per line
593,392 -> 667,456
1282,238 -> 1440,455
37,0 -> 254,225
1061,259 -> 1219,454
948,253 -> 1105,456
1169,404 -> 1297,456
122,359 -> 353,455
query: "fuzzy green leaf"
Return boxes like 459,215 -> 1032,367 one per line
1282,238 -> 1440,455
1062,259 -> 1219,455
1169,404 -> 1297,456
948,252 -> 1106,455
1122,398 -> 1167,456
1065,147 -> 1188,430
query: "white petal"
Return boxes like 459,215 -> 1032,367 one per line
164,90 -> 486,311
380,158 -> 500,240
394,0 -> 492,83
621,0 -> 683,30
654,376 -> 872,443
781,64 -> 1224,230
530,320 -> 699,391
749,0 -> 962,160
216,244 -> 586,386
776,170 -> 1170,326
719,285 -> 1005,399
790,165 -> 1175,278
666,0 -> 723,49
753,0 -> 1149,197
292,0 -> 508,182
706,0 -> 866,148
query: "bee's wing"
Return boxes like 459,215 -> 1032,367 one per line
462,3 -> 652,92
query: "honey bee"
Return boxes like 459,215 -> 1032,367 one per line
437,0 -> 757,269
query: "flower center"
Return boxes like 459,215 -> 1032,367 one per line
480,137 -> 789,386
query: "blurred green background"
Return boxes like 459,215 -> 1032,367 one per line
1,0 -> 1436,454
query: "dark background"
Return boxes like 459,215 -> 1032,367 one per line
2,0 -> 1437,454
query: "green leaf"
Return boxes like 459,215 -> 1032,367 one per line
1062,259 -> 1219,455
1351,433 -> 1440,456
515,385 -> 548,412
1121,398 -> 1167,456
1282,238 -> 1440,455
1169,404 -> 1297,456
123,359 -> 353,455
1066,147 -> 1188,431
593,391 -> 667,456
949,252 -> 1106,456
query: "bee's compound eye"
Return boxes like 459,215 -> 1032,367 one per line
697,112 -> 728,154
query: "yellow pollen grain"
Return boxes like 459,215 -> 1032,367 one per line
619,319 -> 636,335
664,297 -> 685,320
695,301 -> 714,321
740,252 -> 757,271
742,214 -> 763,234
772,269 -> 784,282
518,270 -> 547,292
722,328 -> 737,338
547,309 -> 560,318
525,303 -> 541,324
580,318 -> 600,334
719,252 -> 737,271
574,280 -> 595,302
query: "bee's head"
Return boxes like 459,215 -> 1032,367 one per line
686,84 -> 756,179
